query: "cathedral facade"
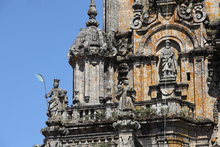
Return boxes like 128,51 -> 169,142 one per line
35,0 -> 220,146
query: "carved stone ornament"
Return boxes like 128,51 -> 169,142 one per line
142,7 -> 157,24
69,28 -> 107,57
131,0 -> 157,30
177,2 -> 193,20
177,1 -> 207,23
117,37 -> 133,57
113,119 -> 141,131
41,126 -> 69,137
68,28 -> 117,59
156,0 -> 177,20
131,14 -> 143,30
131,0 -> 144,30
193,3 -> 206,23
68,0 -> 117,60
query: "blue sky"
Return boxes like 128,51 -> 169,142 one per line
0,0 -> 103,146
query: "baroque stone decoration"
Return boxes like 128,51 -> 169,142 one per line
34,0 -> 220,146
131,0 -> 208,30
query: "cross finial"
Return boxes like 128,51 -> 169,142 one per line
86,0 -> 99,27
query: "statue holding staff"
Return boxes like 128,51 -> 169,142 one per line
45,79 -> 68,118
159,40 -> 177,80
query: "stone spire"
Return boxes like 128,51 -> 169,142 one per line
86,0 -> 99,27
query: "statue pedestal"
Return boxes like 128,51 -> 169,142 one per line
149,80 -> 188,99
113,110 -> 142,147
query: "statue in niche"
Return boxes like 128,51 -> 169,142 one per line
116,79 -> 136,111
159,40 -> 177,80
45,79 -> 68,118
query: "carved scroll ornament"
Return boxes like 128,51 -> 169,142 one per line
131,0 -> 157,30
177,1 -> 206,23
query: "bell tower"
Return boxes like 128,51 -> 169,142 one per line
68,0 -> 116,105
35,0 -> 220,147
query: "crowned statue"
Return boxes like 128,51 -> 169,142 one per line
45,79 -> 68,119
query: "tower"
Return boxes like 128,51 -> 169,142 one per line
35,0 -> 220,146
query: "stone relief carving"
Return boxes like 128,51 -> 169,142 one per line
68,29 -> 117,59
45,79 -> 68,119
177,0 -> 207,23
131,0 -> 157,30
157,0 -> 177,19
68,0 -> 117,60
41,124 -> 69,138
117,37 -> 133,57
177,2 -> 193,20
193,2 -> 206,23
131,0 -> 207,30
142,7 -> 157,25
158,40 -> 177,80
131,0 -> 144,30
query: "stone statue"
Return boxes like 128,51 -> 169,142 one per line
116,80 -> 136,111
45,79 -> 68,118
159,40 -> 177,80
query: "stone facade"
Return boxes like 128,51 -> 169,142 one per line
35,0 -> 220,146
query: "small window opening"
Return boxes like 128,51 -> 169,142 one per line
187,72 -> 191,81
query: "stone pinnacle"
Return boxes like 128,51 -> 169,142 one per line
86,0 -> 99,27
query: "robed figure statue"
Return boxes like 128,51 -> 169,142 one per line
116,79 -> 136,111
159,40 -> 177,80
45,79 -> 68,119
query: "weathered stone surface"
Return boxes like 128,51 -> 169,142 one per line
35,0 -> 220,146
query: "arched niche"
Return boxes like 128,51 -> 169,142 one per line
156,39 -> 180,81
138,23 -> 198,56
